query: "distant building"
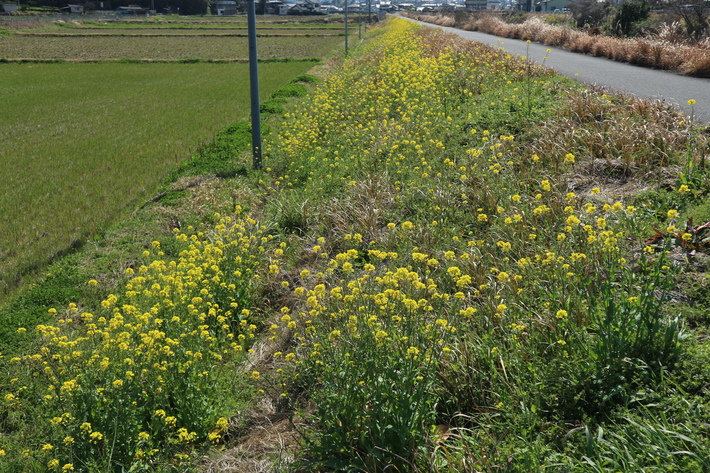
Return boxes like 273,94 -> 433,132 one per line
466,0 -> 501,9
215,0 -> 237,15
265,0 -> 286,14
289,0 -> 323,14
116,4 -> 149,14
321,4 -> 342,12
516,0 -> 533,10
60,4 -> 85,13
2,2 -> 18,12
90,1 -> 114,10
537,0 -> 569,11
465,0 -> 487,9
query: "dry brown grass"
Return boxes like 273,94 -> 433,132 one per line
409,12 -> 710,77
200,397 -> 303,473
520,86 -> 700,177
679,48 -> 710,76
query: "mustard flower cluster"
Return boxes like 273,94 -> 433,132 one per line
264,18 -> 537,196
3,210 -> 270,470
260,15 -> 658,373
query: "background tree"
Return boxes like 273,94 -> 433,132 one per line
611,0 -> 650,36
667,0 -> 709,40
568,0 -> 611,28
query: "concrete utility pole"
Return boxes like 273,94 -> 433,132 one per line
247,0 -> 263,170
345,1 -> 349,55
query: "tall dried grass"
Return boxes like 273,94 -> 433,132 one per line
410,12 -> 710,77
522,87 -> 696,172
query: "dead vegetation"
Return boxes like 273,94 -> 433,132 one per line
409,13 -> 710,77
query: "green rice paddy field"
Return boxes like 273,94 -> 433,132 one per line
0,17 -> 346,295
0,35 -> 342,60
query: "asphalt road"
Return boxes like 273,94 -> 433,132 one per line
402,16 -> 710,123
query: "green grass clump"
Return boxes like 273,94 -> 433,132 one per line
291,73 -> 319,84
261,97 -> 289,115
271,83 -> 308,98
167,121 -> 255,181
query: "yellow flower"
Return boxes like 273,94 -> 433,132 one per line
688,99 -> 696,106
216,417 -> 229,431
566,215 -> 581,226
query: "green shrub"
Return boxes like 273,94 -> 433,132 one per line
610,0 -> 650,36
271,83 -> 308,98
168,121 -> 256,180
291,73 -> 319,84
260,97 -> 288,115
